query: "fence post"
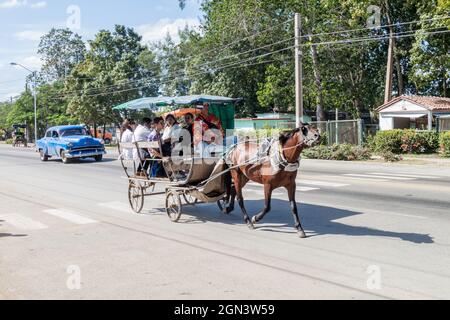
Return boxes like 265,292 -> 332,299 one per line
357,119 -> 363,146
327,121 -> 332,145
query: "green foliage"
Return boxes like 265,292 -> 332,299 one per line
5,139 -> 13,145
380,151 -> 403,162
373,129 -> 440,154
38,28 -> 86,81
440,131 -> 450,157
303,144 -> 372,161
372,130 -> 405,154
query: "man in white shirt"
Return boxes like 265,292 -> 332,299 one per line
133,118 -> 152,176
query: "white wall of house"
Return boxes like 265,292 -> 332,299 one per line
378,100 -> 429,131
379,115 -> 394,130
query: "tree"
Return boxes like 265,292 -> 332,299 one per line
410,0 -> 450,97
65,25 -> 159,133
38,28 -> 86,81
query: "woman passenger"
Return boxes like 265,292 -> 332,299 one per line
161,114 -> 181,157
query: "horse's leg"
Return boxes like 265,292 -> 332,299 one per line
232,170 -> 254,229
251,183 -> 273,225
223,170 -> 236,214
287,182 -> 307,238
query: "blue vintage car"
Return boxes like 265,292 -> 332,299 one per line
37,125 -> 106,164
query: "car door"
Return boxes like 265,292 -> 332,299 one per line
48,130 -> 60,157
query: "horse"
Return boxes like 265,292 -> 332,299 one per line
221,124 -> 320,238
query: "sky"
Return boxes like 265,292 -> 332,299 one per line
0,0 -> 202,101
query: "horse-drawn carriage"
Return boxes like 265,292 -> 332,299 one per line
113,95 -> 321,237
11,124 -> 28,148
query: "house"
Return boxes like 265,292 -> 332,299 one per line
376,95 -> 450,131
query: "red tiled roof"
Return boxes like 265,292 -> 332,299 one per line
376,95 -> 450,112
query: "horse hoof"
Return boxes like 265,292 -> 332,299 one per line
251,216 -> 257,225
298,231 -> 307,239
247,222 -> 255,230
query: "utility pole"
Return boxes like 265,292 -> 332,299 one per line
32,72 -> 37,144
384,1 -> 394,103
295,13 -> 304,127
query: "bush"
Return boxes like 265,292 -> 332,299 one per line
373,129 -> 439,154
5,139 -> 13,144
440,132 -> 450,157
303,144 -> 372,161
381,151 -> 403,162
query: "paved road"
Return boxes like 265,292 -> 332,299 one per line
1,144 -> 450,299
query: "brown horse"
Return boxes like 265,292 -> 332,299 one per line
221,124 -> 320,238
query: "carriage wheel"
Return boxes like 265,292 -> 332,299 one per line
183,193 -> 198,205
128,181 -> 145,214
166,191 -> 182,223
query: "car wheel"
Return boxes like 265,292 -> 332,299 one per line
95,155 -> 103,162
61,151 -> 70,164
39,150 -> 49,162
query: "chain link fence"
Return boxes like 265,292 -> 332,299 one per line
278,119 -> 365,146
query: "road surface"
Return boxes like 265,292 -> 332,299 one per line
1,143 -> 450,299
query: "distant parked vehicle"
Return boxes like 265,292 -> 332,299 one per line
90,128 -> 113,145
37,125 -> 106,164
12,124 -> 28,148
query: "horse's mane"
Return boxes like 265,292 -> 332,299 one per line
279,128 -> 301,146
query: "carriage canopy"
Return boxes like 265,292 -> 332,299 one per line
113,95 -> 239,130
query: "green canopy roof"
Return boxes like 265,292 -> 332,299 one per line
113,95 -> 240,111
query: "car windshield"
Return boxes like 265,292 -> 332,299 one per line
60,128 -> 87,137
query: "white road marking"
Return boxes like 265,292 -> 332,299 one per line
340,176 -> 389,182
0,214 -> 48,230
247,183 -> 319,192
296,179 -> 349,188
343,174 -> 414,181
43,209 -> 98,225
98,201 -> 133,213
369,173 -> 441,179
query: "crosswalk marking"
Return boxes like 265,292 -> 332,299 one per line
341,176 -> 389,182
98,201 -> 133,213
343,174 -> 414,181
368,172 -> 441,179
0,214 -> 48,230
247,183 -> 319,192
43,209 -> 98,225
296,179 -> 349,188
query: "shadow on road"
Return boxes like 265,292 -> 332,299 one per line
181,199 -> 434,244
0,233 -> 28,238
0,220 -> 28,238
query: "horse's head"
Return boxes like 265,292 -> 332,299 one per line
279,123 -> 320,149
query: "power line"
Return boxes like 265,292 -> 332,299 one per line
52,39 -> 295,97
304,15 -> 450,40
307,29 -> 450,47
50,46 -> 296,100
48,26 -> 449,100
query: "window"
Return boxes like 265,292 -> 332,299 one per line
60,128 -> 87,137
46,131 -> 52,138
52,131 -> 59,139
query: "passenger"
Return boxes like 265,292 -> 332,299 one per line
148,117 -> 166,178
194,103 -> 224,156
183,113 -> 195,148
133,117 -> 152,177
120,119 -> 134,160
161,114 -> 181,157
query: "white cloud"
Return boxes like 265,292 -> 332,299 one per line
0,0 -> 27,8
0,0 -> 47,9
30,1 -> 45,8
136,18 -> 200,44
14,30 -> 45,41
